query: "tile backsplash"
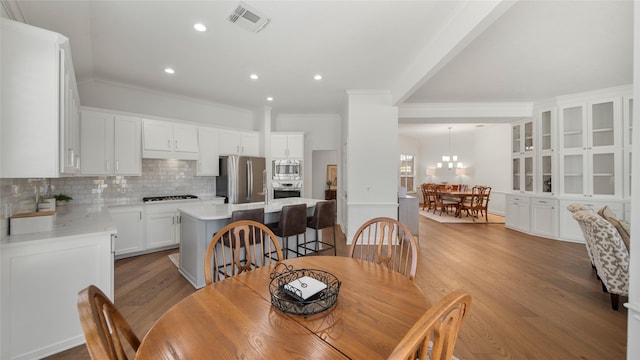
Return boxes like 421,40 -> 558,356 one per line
0,159 -> 215,237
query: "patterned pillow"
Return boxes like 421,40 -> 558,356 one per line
597,205 -> 617,219
606,216 -> 630,251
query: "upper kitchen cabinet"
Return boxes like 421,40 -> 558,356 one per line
0,18 -> 80,178
219,129 -> 259,156
559,97 -> 622,198
623,96 -> 633,200
271,132 -> 304,159
142,119 -> 199,160
537,108 -> 557,195
80,109 -> 142,176
196,127 -> 220,176
511,120 -> 535,193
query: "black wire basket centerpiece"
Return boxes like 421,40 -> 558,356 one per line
269,263 -> 341,316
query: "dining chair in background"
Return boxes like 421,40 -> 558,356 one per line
302,199 -> 337,256
387,289 -> 472,360
205,220 -> 283,284
77,285 -> 141,360
348,217 -> 418,282
267,203 -> 308,259
433,190 -> 459,216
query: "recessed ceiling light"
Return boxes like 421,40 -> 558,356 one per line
314,74 -> 323,80
164,68 -> 175,74
193,23 -> 207,32
250,74 -> 259,80
266,97 -> 274,101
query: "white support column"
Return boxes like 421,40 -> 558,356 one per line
344,90 -> 398,244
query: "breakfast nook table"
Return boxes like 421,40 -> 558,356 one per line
134,256 -> 430,359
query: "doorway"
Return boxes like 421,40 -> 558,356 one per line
311,150 -> 337,200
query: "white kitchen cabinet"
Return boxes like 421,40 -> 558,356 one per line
196,127 -> 220,176
0,18 -> 80,178
219,129 -> 259,156
530,198 -> 558,239
559,199 -> 624,242
559,98 -> 622,198
271,132 -> 304,159
537,108 -> 557,195
142,119 -> 199,160
623,96 -> 633,200
144,201 -> 199,250
1,233 -> 113,359
511,120 -> 535,194
81,110 -> 142,176
110,206 -> 144,257
505,195 -> 530,232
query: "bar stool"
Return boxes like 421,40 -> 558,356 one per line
300,200 -> 337,256
217,208 -> 264,278
266,203 -> 307,260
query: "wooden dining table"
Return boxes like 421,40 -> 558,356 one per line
440,191 -> 472,217
135,256 -> 430,359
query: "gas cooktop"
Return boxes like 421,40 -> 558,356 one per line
142,195 -> 199,203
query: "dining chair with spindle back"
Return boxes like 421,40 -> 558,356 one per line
387,289 -> 472,360
348,217 -> 418,282
205,220 -> 283,284
77,285 -> 141,360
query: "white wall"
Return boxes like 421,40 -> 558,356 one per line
273,113 -> 341,197
78,79 -> 255,129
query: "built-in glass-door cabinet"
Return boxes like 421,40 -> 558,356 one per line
559,98 -> 621,198
512,120 -> 535,193
623,96 -> 633,199
538,108 -> 556,195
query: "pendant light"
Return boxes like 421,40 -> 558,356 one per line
437,127 -> 462,170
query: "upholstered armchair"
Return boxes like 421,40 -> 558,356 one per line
571,209 -> 629,310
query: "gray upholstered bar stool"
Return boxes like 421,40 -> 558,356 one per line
301,200 -> 337,256
266,203 -> 307,260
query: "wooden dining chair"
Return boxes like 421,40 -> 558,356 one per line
205,220 -> 283,284
433,190 -> 459,216
387,289 -> 472,360
348,217 -> 418,282
77,285 -> 141,360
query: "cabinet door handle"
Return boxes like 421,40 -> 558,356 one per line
168,139 -> 172,149
139,211 -> 142,220
539,201 -> 548,203
172,216 -> 175,224
116,160 -> 119,171
105,160 -> 109,172
175,140 -> 178,149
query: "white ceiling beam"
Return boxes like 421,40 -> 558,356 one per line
391,0 -> 517,106
398,102 -> 533,119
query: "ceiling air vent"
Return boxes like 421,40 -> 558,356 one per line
227,2 -> 270,33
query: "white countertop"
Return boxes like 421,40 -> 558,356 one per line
2,204 -> 116,248
178,197 -> 321,220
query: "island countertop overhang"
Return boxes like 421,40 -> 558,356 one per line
177,197 -> 321,221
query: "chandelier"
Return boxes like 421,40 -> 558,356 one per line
437,127 -> 462,170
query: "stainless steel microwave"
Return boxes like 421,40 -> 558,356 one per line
272,159 -> 302,180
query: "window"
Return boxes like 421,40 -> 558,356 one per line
400,154 -> 415,192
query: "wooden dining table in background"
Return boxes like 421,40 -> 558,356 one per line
135,256 -> 430,359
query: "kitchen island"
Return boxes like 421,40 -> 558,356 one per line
178,198 -> 320,288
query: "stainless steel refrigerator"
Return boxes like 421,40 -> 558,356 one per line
216,155 -> 267,204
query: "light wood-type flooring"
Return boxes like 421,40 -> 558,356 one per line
47,216 -> 627,359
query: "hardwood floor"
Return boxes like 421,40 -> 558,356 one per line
47,216 -> 627,359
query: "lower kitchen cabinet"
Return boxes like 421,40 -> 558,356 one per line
1,233 -> 113,359
530,198 -> 558,239
559,199 -> 624,242
505,195 -> 530,233
110,206 -> 144,257
144,200 -> 199,250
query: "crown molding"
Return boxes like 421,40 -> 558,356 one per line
398,102 -> 533,119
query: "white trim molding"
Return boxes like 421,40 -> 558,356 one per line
398,102 -> 533,119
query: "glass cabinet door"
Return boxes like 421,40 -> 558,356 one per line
524,156 -> 534,192
540,110 -> 552,152
563,154 -> 584,195
512,158 -> 521,191
524,121 -> 534,152
512,124 -> 522,154
591,152 -> 615,196
561,105 -> 584,150
590,101 -> 615,148
541,154 -> 553,194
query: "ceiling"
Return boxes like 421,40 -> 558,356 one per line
5,0 -> 634,133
